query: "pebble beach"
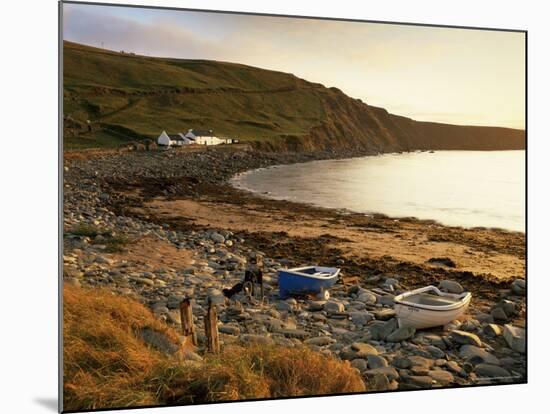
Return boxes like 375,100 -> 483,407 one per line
63,147 -> 526,391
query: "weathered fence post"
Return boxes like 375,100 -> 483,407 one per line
205,300 -> 220,353
179,298 -> 197,346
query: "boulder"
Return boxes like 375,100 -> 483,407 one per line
240,334 -> 274,345
503,325 -> 526,353
474,363 -> 511,378
64,277 -> 81,288
372,308 -> 396,321
367,354 -> 388,369
382,278 -> 400,289
510,279 -> 526,296
95,255 -> 114,265
369,318 -> 398,341
450,330 -> 482,347
275,301 -> 293,312
428,369 -> 454,386
324,300 -> 345,313
423,334 -> 447,350
392,356 -> 412,369
307,301 -> 326,311
179,349 -> 203,362
386,326 -> 416,342
274,337 -> 296,347
378,295 -> 395,307
357,290 -> 377,305
408,355 -> 435,369
304,336 -> 336,347
138,327 -> 179,355
219,325 -> 240,335
351,358 -> 368,372
152,304 -> 170,315
491,307 -> 509,321
364,367 -> 399,382
339,347 -> 360,361
402,375 -> 433,388
443,320 -> 462,332
474,313 -> 495,324
166,310 -> 181,325
365,372 -> 391,391
278,329 -> 310,339
286,298 -> 298,307
438,280 -> 464,294
482,324 -> 502,338
425,345 -> 446,359
208,294 -> 225,306
351,342 -> 379,356
459,345 -> 500,365
210,232 -> 225,243
350,311 -> 374,326
500,300 -> 518,317
445,360 -> 463,375
460,319 -> 480,332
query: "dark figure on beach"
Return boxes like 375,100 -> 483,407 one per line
223,255 -> 264,299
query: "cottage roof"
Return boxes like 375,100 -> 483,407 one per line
189,129 -> 213,137
168,134 -> 185,141
178,133 -> 194,141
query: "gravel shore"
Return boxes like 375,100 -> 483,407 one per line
63,147 -> 526,391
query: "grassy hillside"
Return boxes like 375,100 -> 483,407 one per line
63,41 -> 525,151
63,284 -> 365,411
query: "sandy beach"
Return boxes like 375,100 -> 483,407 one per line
116,149 -> 525,297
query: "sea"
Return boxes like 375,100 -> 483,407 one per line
231,150 -> 525,232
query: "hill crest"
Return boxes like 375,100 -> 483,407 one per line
63,41 -> 525,151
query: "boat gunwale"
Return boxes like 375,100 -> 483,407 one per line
394,299 -> 471,313
277,266 -> 341,281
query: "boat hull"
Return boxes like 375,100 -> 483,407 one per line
394,286 -> 472,329
278,267 -> 340,299
395,297 -> 471,329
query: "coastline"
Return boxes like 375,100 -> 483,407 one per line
65,147 -> 526,292
229,151 -> 526,234
63,147 -> 526,396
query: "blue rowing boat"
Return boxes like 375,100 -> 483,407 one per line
278,266 -> 340,299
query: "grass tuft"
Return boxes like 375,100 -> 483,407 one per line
66,224 -> 133,252
159,344 -> 366,405
67,224 -> 102,238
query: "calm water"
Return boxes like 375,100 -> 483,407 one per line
231,151 -> 526,232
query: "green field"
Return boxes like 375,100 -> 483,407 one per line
63,41 -> 329,149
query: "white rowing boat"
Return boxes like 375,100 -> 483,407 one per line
393,285 -> 472,329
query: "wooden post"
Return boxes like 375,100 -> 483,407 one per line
205,300 -> 220,353
179,298 -> 197,346
259,276 -> 264,300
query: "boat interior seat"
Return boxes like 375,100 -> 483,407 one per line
406,293 -> 457,306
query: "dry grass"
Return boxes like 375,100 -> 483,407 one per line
63,284 -> 180,410
63,285 -> 366,411
159,345 -> 366,405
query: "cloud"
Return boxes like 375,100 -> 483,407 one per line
64,5 -> 224,58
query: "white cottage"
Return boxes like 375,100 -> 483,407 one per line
176,133 -> 195,145
185,129 -> 226,146
157,130 -> 193,146
158,129 -> 233,147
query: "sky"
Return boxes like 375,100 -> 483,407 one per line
63,3 -> 526,129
